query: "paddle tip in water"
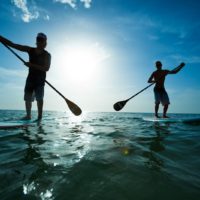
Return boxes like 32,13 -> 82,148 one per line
113,100 -> 127,111
68,103 -> 82,116
65,99 -> 82,116
73,107 -> 82,116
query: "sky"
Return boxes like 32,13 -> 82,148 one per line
0,0 -> 200,113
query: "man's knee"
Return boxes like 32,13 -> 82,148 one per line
35,86 -> 44,101
37,100 -> 43,104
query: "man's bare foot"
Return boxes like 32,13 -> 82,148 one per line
34,118 -> 42,122
155,115 -> 161,118
21,116 -> 31,120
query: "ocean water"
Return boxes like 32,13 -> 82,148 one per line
0,110 -> 200,200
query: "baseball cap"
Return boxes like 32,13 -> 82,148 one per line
37,32 -> 47,40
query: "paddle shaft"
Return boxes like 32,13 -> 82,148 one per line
2,43 -> 69,101
126,82 -> 155,102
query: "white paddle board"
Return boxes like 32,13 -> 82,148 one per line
142,117 -> 200,123
0,121 -> 33,129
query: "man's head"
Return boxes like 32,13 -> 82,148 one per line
155,61 -> 162,70
36,32 -> 47,49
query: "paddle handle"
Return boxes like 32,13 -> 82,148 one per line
2,43 -> 26,64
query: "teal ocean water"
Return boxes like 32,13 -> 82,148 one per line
0,110 -> 200,200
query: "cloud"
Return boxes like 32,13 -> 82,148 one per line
12,0 -> 39,22
44,14 -> 50,21
80,0 -> 92,8
115,14 -> 188,41
54,0 -> 92,9
54,0 -> 76,8
11,0 -> 50,22
11,0 -> 92,22
169,54 -> 200,64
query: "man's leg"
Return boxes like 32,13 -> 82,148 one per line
162,90 -> 170,118
37,100 -> 43,120
23,81 -> 34,120
163,104 -> 169,118
155,103 -> 160,118
154,88 -> 161,118
35,85 -> 44,120
21,101 -> 32,120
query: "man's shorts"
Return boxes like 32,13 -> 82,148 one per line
24,82 -> 44,102
154,87 -> 170,105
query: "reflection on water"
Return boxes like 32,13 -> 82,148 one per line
143,122 -> 171,170
111,121 -> 171,171
21,126 -> 52,199
150,122 -> 170,152
18,113 -> 95,199
0,111 -> 200,200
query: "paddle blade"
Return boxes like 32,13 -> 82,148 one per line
65,99 -> 82,116
113,100 -> 128,111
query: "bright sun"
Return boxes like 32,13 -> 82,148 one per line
55,42 -> 109,85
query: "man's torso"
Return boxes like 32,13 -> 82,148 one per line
27,48 -> 50,85
153,69 -> 169,88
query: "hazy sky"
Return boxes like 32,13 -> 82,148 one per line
0,0 -> 200,113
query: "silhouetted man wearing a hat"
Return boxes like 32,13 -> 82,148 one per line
0,33 -> 51,121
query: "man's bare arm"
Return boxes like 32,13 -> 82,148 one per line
168,62 -> 185,74
0,35 -> 31,52
148,72 -> 155,83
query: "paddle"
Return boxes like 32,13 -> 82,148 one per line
2,43 -> 82,116
113,63 -> 185,111
113,83 -> 154,111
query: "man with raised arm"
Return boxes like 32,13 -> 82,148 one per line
0,33 -> 51,121
148,61 -> 185,118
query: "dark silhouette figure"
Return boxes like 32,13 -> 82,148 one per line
148,61 -> 185,118
0,33 -> 51,120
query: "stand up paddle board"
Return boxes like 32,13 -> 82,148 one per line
0,121 -> 34,129
142,117 -> 200,123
